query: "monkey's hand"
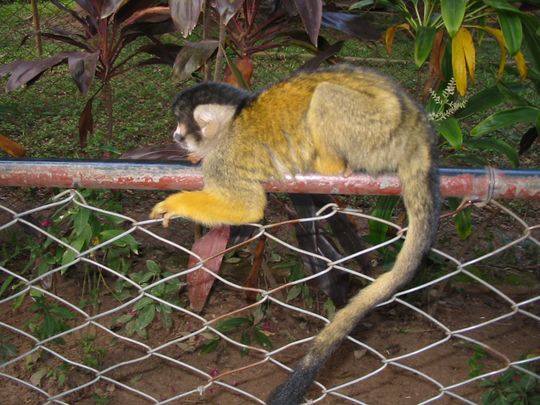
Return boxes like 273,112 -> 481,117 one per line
150,190 -> 265,227
150,195 -> 181,227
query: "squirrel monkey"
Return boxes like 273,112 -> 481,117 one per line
150,64 -> 440,404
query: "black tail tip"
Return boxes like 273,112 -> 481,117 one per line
267,365 -> 320,405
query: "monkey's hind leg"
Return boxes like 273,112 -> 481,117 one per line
150,188 -> 265,227
313,152 -> 348,176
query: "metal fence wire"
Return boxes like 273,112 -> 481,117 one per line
0,167 -> 539,404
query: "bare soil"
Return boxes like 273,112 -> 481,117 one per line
1,188 -> 539,405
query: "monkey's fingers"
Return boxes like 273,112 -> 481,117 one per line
150,202 -> 170,228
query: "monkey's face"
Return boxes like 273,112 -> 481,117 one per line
172,102 -> 237,159
172,118 -> 201,154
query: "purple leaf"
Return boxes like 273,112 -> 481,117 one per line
519,126 -> 539,154
40,32 -> 93,51
68,52 -> 100,95
293,0 -> 322,46
172,40 -> 219,81
1,53 -> 78,92
169,0 -> 204,37
74,0 -> 99,17
137,42 -> 183,66
120,143 -> 192,161
101,0 -> 130,18
322,11 -> 380,41
50,0 -> 87,26
215,0 -> 245,24
297,40 -> 344,72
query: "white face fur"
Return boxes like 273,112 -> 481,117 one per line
173,104 -> 237,157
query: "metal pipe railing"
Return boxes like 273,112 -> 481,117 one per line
1,159 -> 539,200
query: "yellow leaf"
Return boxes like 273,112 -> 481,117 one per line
452,27 -> 475,95
0,134 -> 26,157
384,23 -> 410,54
514,51 -> 527,80
478,27 -> 507,80
461,28 -> 476,81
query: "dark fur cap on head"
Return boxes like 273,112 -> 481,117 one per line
172,82 -> 253,121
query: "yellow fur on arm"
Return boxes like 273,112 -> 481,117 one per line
150,190 -> 264,227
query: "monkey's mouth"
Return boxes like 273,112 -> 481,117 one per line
174,138 -> 188,150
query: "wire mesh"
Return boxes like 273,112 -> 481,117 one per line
0,185 -> 539,404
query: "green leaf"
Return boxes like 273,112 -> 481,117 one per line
215,317 -> 251,333
253,328 -> 272,349
0,275 -> 14,298
199,339 -> 219,354
471,107 -> 540,137
136,304 -> 155,329
498,11 -> 523,56
496,82 -> 531,107
61,248 -> 78,267
73,208 -> 90,236
414,26 -> 436,68
134,296 -> 154,310
436,117 -> 463,149
522,14 -> 540,72
441,0 -> 466,37
454,86 -> 505,119
368,196 -> 400,244
50,306 -> 76,319
146,260 -> 161,275
468,138 -> 520,167
286,285 -> 303,302
323,298 -> 336,320
131,271 -> 154,285
114,313 -> 134,325
447,198 -> 472,240
483,0 -> 521,14
349,0 -> 374,10
100,230 -> 138,252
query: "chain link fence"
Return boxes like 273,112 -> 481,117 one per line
0,163 -> 539,404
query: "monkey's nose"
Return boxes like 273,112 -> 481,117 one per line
173,130 -> 183,143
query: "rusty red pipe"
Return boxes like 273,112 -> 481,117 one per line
0,159 -> 539,200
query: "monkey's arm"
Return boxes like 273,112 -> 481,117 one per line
150,187 -> 266,227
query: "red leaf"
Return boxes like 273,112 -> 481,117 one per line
0,134 -> 26,157
224,56 -> 254,87
187,225 -> 231,312
79,96 -> 94,148
121,6 -> 172,27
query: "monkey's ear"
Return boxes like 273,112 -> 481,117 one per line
193,104 -> 236,139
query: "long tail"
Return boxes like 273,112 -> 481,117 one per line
268,156 -> 440,405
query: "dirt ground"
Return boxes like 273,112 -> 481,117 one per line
1,188 -> 539,404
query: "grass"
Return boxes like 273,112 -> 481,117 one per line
0,2 -> 539,167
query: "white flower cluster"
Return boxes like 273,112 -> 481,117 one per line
427,78 -> 467,122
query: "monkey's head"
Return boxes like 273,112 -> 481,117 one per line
172,83 -> 251,158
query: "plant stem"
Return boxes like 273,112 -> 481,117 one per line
102,80 -> 114,142
203,0 -> 211,81
213,14 -> 226,81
